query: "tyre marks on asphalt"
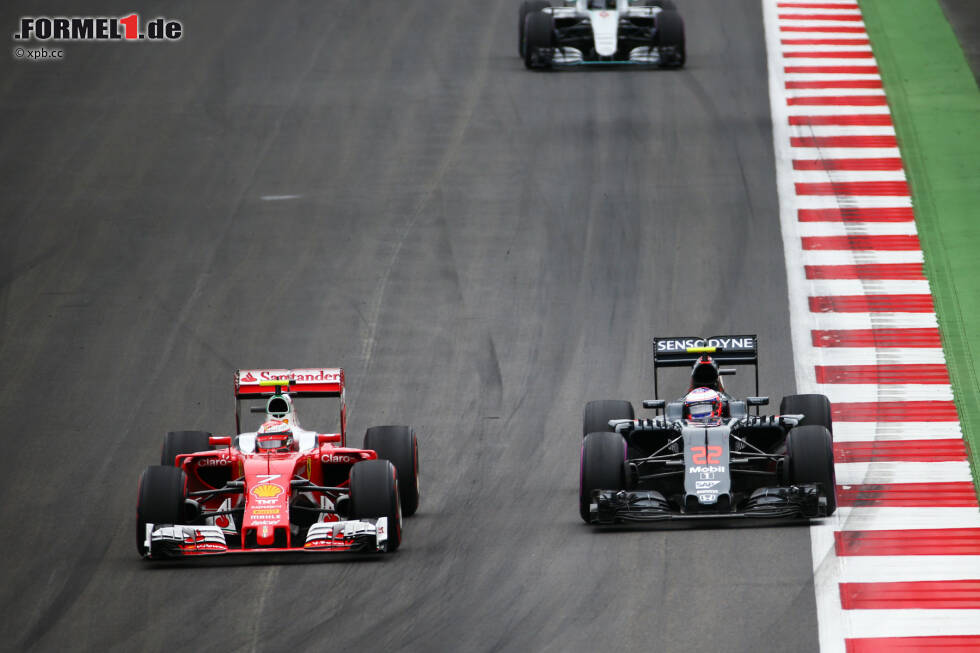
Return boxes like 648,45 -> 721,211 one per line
763,0 -> 980,650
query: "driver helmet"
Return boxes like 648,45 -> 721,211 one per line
256,419 -> 294,452
589,0 -> 617,9
684,387 -> 723,421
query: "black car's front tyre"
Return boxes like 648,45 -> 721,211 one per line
160,430 -> 212,466
785,425 -> 837,515
524,10 -> 555,70
580,431 -> 627,522
519,0 -> 551,57
136,465 -> 187,557
349,459 -> 402,551
364,425 -> 420,517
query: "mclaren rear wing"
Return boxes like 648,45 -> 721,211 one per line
652,335 -> 759,398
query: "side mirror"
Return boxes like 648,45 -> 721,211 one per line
209,436 -> 232,446
746,396 -> 769,407
642,399 -> 665,411
317,433 -> 343,444
719,368 -> 737,376
607,419 -> 634,433
780,413 -> 804,427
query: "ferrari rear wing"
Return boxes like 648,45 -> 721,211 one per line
652,335 -> 759,398
235,368 -> 345,398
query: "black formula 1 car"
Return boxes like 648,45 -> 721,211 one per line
519,0 -> 685,70
580,335 -> 837,524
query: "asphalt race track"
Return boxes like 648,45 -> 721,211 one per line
0,1 -> 817,651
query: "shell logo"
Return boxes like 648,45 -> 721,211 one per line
251,484 -> 283,499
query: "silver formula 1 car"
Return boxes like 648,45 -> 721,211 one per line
580,335 -> 837,525
519,0 -> 685,69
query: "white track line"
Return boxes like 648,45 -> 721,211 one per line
838,556 -> 980,583
796,222 -> 918,236
833,422 -> 962,442
842,611 -> 980,639
835,461 -> 973,485
803,313 -> 938,328
801,250 -> 923,265
815,385 -> 954,403
805,349 -> 947,365
834,507 -> 980,531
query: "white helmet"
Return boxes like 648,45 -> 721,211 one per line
684,387 -> 723,421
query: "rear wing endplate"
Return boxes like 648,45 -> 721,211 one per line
652,335 -> 759,398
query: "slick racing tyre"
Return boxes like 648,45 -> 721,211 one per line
580,431 -> 626,522
583,399 -> 635,437
524,10 -> 555,70
655,9 -> 685,68
349,459 -> 402,551
519,0 -> 551,57
780,394 -> 833,435
136,465 -> 187,557
161,430 -> 212,466
785,425 -> 837,515
364,425 -> 420,517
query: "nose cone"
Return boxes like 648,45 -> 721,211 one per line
589,10 -> 619,56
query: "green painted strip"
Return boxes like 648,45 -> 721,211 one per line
859,0 -> 980,492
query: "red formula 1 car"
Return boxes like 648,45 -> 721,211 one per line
136,368 -> 419,559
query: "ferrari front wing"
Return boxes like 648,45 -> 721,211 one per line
142,518 -> 390,558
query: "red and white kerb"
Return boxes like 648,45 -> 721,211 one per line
763,1 -> 980,651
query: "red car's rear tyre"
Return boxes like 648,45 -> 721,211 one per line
364,425 -> 419,517
161,430 -> 212,466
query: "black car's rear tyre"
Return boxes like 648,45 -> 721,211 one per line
349,459 -> 402,551
519,0 -> 551,57
161,430 -> 212,466
583,399 -> 635,437
580,431 -> 627,522
785,425 -> 837,515
780,394 -> 833,435
136,465 -> 187,557
364,425 -> 420,517
655,9 -> 685,68
524,10 -> 555,69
